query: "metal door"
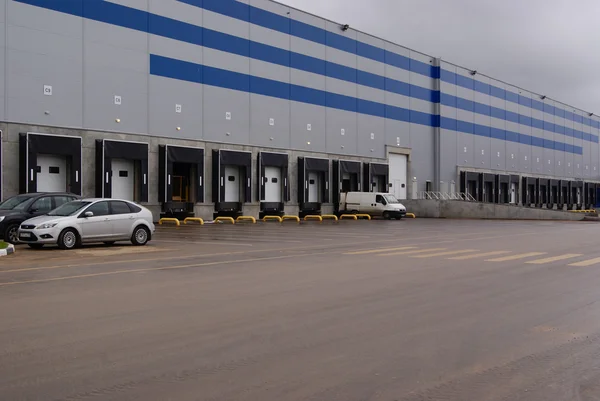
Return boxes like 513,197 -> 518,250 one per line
264,166 -> 282,202
510,183 -> 516,204
388,154 -> 407,199
308,172 -> 320,202
111,159 -> 135,200
37,154 -> 66,192
224,165 -> 240,202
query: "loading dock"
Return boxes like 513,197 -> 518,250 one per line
521,177 -> 536,206
509,175 -> 519,204
158,145 -> 204,219
95,139 -> 148,202
333,160 -> 361,213
212,149 -> 252,219
585,182 -> 596,209
495,174 -> 510,204
19,133 -> 82,195
459,171 -> 480,201
549,179 -> 559,208
363,162 -> 389,193
298,157 -> 329,218
479,173 -> 495,203
536,178 -> 549,207
559,180 -> 569,209
0,131 -> 2,201
569,181 -> 584,209
258,151 -> 289,218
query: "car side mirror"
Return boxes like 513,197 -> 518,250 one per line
84,211 -> 94,218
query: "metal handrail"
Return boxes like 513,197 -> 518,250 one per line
417,191 -> 476,201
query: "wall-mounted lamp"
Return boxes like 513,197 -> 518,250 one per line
540,95 -> 546,100
115,118 -> 121,123
470,70 -> 477,76
176,126 -> 181,131
589,112 -> 594,116
341,24 -> 349,31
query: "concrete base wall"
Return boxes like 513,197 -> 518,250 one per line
402,199 -> 586,221
1,123 -> 383,222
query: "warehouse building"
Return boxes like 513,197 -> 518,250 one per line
1,0 -> 599,220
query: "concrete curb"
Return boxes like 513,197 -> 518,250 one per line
0,243 -> 15,257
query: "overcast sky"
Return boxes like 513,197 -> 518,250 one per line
277,0 -> 600,114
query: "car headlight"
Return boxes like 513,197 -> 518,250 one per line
0,216 -> 4,223
37,222 -> 58,229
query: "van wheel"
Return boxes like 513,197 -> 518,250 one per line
383,212 -> 391,220
131,226 -> 150,246
58,229 -> 80,250
395,216 -> 402,220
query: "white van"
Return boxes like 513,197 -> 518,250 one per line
339,192 -> 407,219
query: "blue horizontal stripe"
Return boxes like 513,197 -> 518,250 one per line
151,54 -> 581,155
441,68 -> 600,135
441,93 -> 598,143
16,0 -> 596,145
15,0 -> 438,106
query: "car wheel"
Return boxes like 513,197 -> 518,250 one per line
131,225 -> 150,246
103,241 -> 116,246
27,244 -> 44,249
383,212 -> 391,220
58,229 -> 79,250
4,224 -> 19,244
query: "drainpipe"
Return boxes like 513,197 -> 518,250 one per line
433,57 -> 441,192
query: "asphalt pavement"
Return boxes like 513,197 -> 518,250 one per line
2,218 -> 600,400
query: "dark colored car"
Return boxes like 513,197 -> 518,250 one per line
0,193 -> 80,243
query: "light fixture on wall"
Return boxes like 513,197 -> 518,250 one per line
115,118 -> 121,123
176,126 -> 181,131
470,70 -> 477,76
540,95 -> 546,100
341,24 -> 349,31
589,112 -> 594,116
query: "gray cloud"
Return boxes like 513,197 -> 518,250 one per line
276,0 -> 600,113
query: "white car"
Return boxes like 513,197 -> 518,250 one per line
17,198 -> 156,250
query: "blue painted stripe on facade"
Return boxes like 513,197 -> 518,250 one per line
151,54 -> 582,155
441,69 -> 600,132
178,0 -> 439,78
440,93 -> 598,143
15,0 -> 440,104
15,0 -> 594,145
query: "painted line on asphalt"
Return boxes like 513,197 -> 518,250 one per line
378,248 -> 448,257
344,247 -> 417,255
525,254 -> 583,265
447,251 -> 511,260
411,249 -> 478,258
485,252 -> 547,262
569,257 -> 600,267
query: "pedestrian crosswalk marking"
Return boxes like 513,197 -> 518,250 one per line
447,251 -> 511,260
525,254 -> 582,265
378,248 -> 447,256
411,249 -> 478,258
344,246 -> 417,255
485,252 -> 546,262
568,257 -> 600,267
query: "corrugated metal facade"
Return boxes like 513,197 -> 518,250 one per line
2,0 -> 599,197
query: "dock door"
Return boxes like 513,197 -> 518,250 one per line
212,149 -> 251,218
19,133 -> 82,195
258,152 -> 289,218
363,162 -> 388,193
333,160 -> 361,212
298,157 -> 329,217
158,145 -> 204,218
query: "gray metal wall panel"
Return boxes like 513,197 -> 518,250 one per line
148,75 -> 203,140
148,0 -> 203,25
517,91 -> 532,173
203,9 -> 249,40
8,0 -> 80,37
410,124 -> 434,188
385,120 -> 410,151
203,87 -> 250,144
440,129 -> 457,183
531,146 -> 543,176
326,108 -> 356,154
358,114 -> 384,158
506,141 -> 519,172
290,102 -> 325,151
250,95 -> 290,148
491,138 -> 505,171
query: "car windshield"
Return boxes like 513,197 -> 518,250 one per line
384,194 -> 401,204
0,194 -> 34,210
47,201 -> 92,216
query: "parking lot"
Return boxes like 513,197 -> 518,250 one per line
2,218 -> 600,400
